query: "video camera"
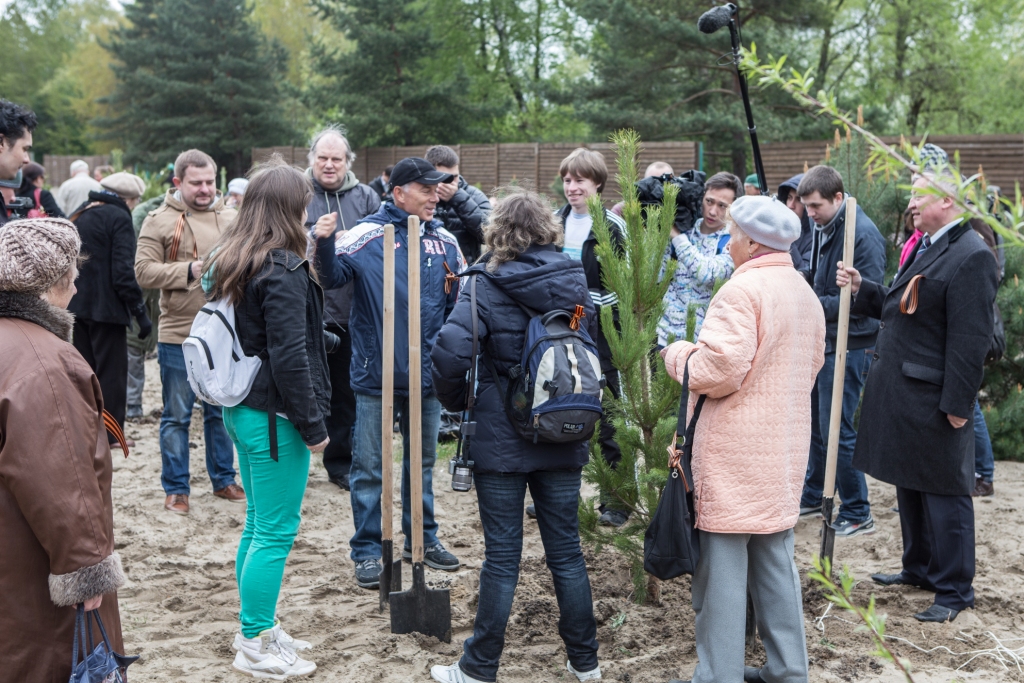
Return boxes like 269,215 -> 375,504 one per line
635,170 -> 706,232
0,169 -> 32,219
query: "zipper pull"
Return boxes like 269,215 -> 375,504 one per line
427,257 -> 432,267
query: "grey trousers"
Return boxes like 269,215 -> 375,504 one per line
691,528 -> 808,683
126,345 -> 146,408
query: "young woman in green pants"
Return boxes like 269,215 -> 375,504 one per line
203,157 -> 331,678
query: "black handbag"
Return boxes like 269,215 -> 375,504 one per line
643,358 -> 706,579
69,604 -> 138,683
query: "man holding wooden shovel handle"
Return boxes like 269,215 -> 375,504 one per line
314,157 -> 466,590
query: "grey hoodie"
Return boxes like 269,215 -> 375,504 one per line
305,170 -> 381,326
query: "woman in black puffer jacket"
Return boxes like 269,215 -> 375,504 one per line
429,189 -> 602,683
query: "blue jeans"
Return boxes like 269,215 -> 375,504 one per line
157,342 -> 237,495
801,349 -> 872,524
349,393 -> 441,561
974,400 -> 994,482
460,469 -> 599,682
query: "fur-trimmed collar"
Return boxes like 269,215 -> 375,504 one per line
0,291 -> 74,341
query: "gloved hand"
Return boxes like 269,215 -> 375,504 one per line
135,310 -> 153,340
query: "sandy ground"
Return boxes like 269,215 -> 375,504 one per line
114,357 -> 1024,682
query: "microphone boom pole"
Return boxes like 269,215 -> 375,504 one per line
698,3 -> 768,195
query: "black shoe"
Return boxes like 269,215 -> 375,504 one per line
871,572 -> 921,587
329,474 -> 350,491
402,543 -> 460,571
914,604 -> 960,622
598,509 -> 629,527
355,558 -> 382,588
972,479 -> 994,497
526,504 -> 537,519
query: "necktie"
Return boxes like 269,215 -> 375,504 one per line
916,233 -> 932,256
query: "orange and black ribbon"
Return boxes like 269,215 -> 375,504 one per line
569,305 -> 585,331
443,261 -> 459,295
103,410 -> 130,457
900,275 -> 925,315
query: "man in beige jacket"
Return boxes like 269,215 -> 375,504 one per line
136,149 -> 244,514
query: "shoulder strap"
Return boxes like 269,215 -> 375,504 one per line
671,356 -> 706,494
69,201 -> 103,223
467,275 -> 480,412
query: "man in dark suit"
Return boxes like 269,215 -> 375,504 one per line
836,171 -> 997,623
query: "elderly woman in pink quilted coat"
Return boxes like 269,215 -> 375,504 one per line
661,195 -> 825,683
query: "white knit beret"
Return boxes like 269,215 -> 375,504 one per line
729,195 -> 801,251
0,217 -> 82,293
100,172 -> 147,200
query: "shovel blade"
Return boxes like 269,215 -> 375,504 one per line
819,496 -> 836,569
389,563 -> 452,642
379,540 -> 403,612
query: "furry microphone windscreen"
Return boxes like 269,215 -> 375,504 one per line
697,4 -> 736,34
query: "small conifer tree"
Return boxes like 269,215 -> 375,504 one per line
579,129 -> 683,604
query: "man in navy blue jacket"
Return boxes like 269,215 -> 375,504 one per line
797,165 -> 888,538
315,157 -> 465,588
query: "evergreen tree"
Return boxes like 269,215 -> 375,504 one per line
578,130 -> 683,604
983,249 -> 1024,462
104,0 -> 296,177
565,0 -> 831,176
309,0 -> 492,147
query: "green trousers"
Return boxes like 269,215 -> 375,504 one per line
223,405 -> 311,638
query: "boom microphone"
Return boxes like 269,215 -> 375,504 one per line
697,3 -> 736,34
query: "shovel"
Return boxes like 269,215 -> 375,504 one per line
389,215 -> 453,642
820,197 -> 858,568
379,223 -> 402,612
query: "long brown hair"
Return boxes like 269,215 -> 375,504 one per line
204,155 -> 312,303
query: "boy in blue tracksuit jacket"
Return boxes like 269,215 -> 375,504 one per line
313,157 -> 466,587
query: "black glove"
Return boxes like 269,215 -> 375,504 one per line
135,310 -> 153,340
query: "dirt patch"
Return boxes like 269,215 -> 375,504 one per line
115,358 -> 1024,681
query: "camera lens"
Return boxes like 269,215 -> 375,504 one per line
451,465 -> 473,492
323,330 -> 341,354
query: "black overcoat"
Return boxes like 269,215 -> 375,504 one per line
852,220 -> 997,495
68,191 -> 146,326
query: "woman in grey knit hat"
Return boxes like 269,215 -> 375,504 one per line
0,217 -> 128,682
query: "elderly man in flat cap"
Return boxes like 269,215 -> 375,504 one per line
69,171 -> 153,447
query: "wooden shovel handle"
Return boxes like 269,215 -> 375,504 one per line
822,198 -> 857,499
407,216 -> 423,564
381,224 -> 396,542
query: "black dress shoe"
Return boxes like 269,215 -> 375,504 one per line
871,572 -> 920,587
914,604 -> 960,622
329,474 -> 350,491
744,667 -> 767,683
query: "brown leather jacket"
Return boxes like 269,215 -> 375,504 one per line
135,189 -> 236,344
0,291 -> 125,682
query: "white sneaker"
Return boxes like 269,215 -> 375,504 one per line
567,659 -> 602,681
232,625 -> 316,680
232,620 -> 312,652
430,662 -> 486,683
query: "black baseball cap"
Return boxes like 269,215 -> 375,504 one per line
388,157 -> 454,190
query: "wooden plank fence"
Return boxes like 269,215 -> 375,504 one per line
760,134 -> 1024,195
254,142 -> 700,204
42,155 -> 111,188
